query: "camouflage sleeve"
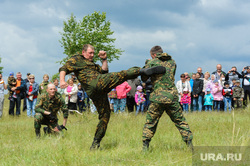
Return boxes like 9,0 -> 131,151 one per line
35,95 -> 46,114
59,56 -> 78,75
59,94 -> 69,118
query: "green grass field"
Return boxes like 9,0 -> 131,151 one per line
0,95 -> 249,166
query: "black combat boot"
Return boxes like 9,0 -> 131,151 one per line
139,66 -> 166,76
90,139 -> 100,150
43,127 -> 51,135
185,140 -> 194,152
35,129 -> 41,138
142,140 -> 150,151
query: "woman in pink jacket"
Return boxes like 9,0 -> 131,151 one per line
113,81 -> 131,113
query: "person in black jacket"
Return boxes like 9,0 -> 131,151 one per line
225,66 -> 242,87
192,73 -> 204,112
241,66 -> 250,106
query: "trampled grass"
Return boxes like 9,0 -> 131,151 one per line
0,96 -> 249,166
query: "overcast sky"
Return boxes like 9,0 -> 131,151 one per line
0,0 -> 249,84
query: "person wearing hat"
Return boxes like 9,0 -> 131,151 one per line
7,72 -> 17,101
222,82 -> 233,112
135,85 -> 146,115
211,79 -> 223,111
204,88 -> 214,111
232,80 -> 244,109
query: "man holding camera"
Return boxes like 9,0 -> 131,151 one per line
34,84 -> 68,138
225,66 -> 243,87
242,66 -> 250,106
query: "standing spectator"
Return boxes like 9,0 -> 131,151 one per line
71,73 -> 79,85
204,88 -> 214,112
77,83 -> 85,112
23,73 -> 30,112
202,72 -> 210,94
180,88 -> 191,113
241,66 -> 250,106
176,74 -> 191,102
64,78 -> 81,114
232,80 -> 244,109
135,85 -> 145,115
212,64 -> 226,80
7,72 -> 16,100
108,88 -> 117,112
39,74 -> 50,94
26,74 -> 39,117
225,67 -> 242,87
222,82 -> 233,112
189,73 -> 196,111
197,67 -> 204,78
211,80 -> 223,111
192,73 -> 204,112
206,74 -> 216,90
0,73 -> 7,118
53,78 -> 64,95
8,72 -> 26,116
126,78 -> 141,113
113,81 -> 131,113
219,73 -> 226,87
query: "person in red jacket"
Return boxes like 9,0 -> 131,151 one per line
113,81 -> 131,113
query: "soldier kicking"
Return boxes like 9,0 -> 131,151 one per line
59,44 -> 166,150
34,84 -> 68,137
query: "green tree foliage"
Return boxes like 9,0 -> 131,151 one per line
0,57 -> 3,74
59,12 -> 123,64
50,72 -> 60,82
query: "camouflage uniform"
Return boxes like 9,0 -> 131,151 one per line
34,92 -> 68,134
7,76 -> 16,96
232,86 -> 244,109
59,54 -> 141,143
39,81 -> 49,94
142,53 -> 193,144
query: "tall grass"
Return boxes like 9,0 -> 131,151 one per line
0,95 -> 249,166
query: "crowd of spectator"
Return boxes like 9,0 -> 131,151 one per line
0,63 -> 249,118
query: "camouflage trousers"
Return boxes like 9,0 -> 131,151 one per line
142,101 -> 193,143
233,98 -> 243,109
91,67 -> 141,142
34,113 -> 59,133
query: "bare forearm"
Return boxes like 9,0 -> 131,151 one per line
102,59 -> 108,71
60,71 -> 66,83
63,118 -> 67,126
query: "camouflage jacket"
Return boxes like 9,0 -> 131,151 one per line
59,54 -> 108,97
35,92 -> 69,118
232,86 -> 244,98
39,81 -> 49,94
142,53 -> 178,104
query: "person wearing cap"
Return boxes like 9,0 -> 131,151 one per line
141,45 -> 193,151
241,66 -> 250,106
7,72 -> 17,100
8,72 -> 26,116
26,74 -> 39,117
211,79 -> 223,111
222,82 -> 233,112
180,88 -> 191,112
232,80 -> 244,109
0,73 -> 7,118
135,85 -> 146,115
204,88 -> 214,111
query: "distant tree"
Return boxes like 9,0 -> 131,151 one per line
50,73 -> 60,82
0,57 -> 3,74
59,11 -> 123,64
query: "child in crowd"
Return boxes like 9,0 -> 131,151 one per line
108,88 -> 117,112
135,86 -> 146,115
77,83 -> 85,112
8,72 -> 17,100
180,88 -> 191,113
204,88 -> 214,111
212,80 -> 223,111
232,80 -> 244,109
219,73 -> 226,87
222,82 -> 233,112
39,74 -> 50,94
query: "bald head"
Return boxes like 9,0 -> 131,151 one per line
47,83 -> 56,97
